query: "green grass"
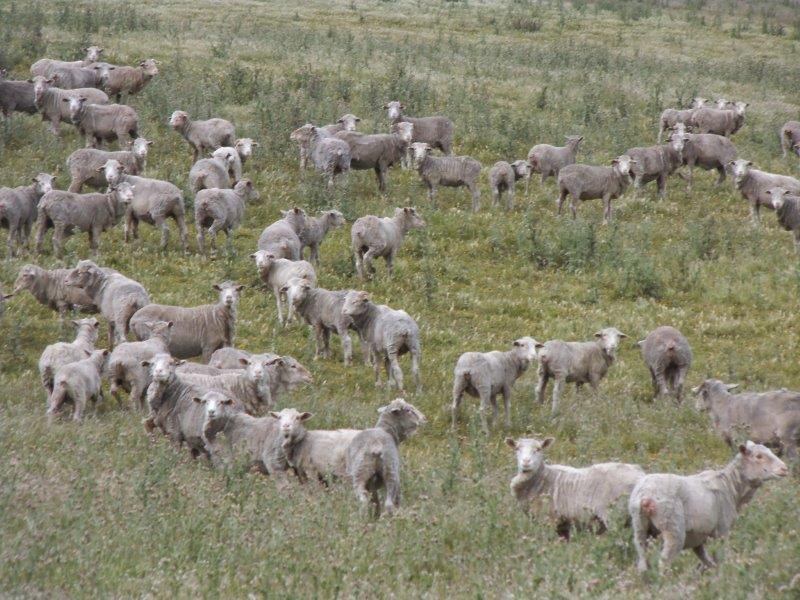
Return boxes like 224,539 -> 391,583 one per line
1,0 -> 799,597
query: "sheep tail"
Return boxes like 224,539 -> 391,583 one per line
641,498 -> 657,518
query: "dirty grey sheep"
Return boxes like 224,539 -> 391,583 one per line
281,206 -> 345,265
233,138 -> 258,166
188,155 -> 233,193
691,102 -> 747,137
30,46 -> 104,77
178,356 -> 273,414
66,138 -> 151,192
289,114 -> 360,170
65,96 -> 138,149
334,130 -> 409,194
452,337 -> 542,432
196,179 -> 260,256
384,100 -> 454,154
31,75 -> 109,136
528,136 -> 584,183
625,142 -> 684,199
669,131 -> 738,193
100,59 -> 158,102
257,214 -> 303,260
780,121 -> 800,158
0,173 -> 56,256
410,142 -> 482,211
12,264 -> 98,319
656,97 -> 707,142
730,159 -> 800,224
48,66 -> 105,90
638,326 -> 692,401
210,146 -> 243,183
47,349 -> 109,423
290,124 -> 351,187
351,207 -> 426,279
250,250 -> 316,324
767,187 -> 800,252
169,110 -> 235,162
557,155 -> 636,223
39,317 -> 100,399
0,77 -> 37,117
488,161 -> 516,211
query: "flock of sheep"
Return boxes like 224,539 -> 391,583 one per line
1,45 -> 799,576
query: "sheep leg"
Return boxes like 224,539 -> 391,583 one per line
551,376 -> 565,414
535,366 -> 549,405
7,224 -> 16,257
451,375 -> 468,427
602,194 -> 612,224
501,384 -> 512,428
354,248 -> 366,279
299,147 -> 308,170
715,167 -> 726,185
34,214 -> 48,255
154,216 -> 169,251
209,221 -> 224,256
749,202 -> 761,226
658,528 -> 685,575
506,186 -> 514,212
176,213 -> 189,253
540,172 -> 548,185
648,367 -> 659,400
373,353 -> 385,388
46,386 -> 67,423
674,367 -> 688,403
385,251 -> 395,278
692,545 -> 716,570
309,244 -> 319,266
426,182 -> 436,207
50,115 -> 61,136
375,165 -> 388,195
632,509 -> 651,573
275,289 -> 285,325
362,248 -> 379,279
321,328 -> 332,359
387,351 -> 404,392
685,162 -> 694,193
89,225 -> 102,254
470,183 -> 480,213
312,323 -> 325,359
73,394 -> 87,422
654,370 -> 669,400
569,194 -> 579,220
657,174 -> 667,200
384,470 -> 400,516
491,188 -> 499,209
633,174 -> 643,199
340,330 -> 352,366
53,223 -> 66,259
196,224 -> 206,255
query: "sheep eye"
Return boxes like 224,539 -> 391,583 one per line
755,453 -> 763,460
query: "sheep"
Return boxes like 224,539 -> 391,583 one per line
451,337 -> 542,432
729,159 -> 800,224
169,110 -> 235,162
281,206 -> 345,265
624,142 -> 684,200
409,142 -> 482,212
129,281 -> 244,362
536,327 -> 628,414
289,124 -> 351,187
178,355 -> 273,414
100,159 -> 189,252
34,184 -> 133,258
780,121 -> 800,158
38,318 -> 100,399
488,161 -> 516,211
767,187 -> 800,252
30,46 -> 104,77
557,155 -> 636,223
188,155 -> 233,193
209,147 -> 242,183
106,320 -> 173,410
65,97 -> 139,149
31,75 -> 109,136
527,136 -> 584,183
334,130 -> 409,194
100,59 -> 158,102
384,100 -> 454,154
249,250 -> 316,324
282,278 -> 354,365
715,98 -> 736,110
0,77 -> 36,118
11,264 -> 98,319
638,326 -> 692,402
257,215 -> 303,260
629,441 -> 788,574
511,159 -> 533,195
48,66 -> 105,90
64,260 -> 151,347
233,138 -> 258,165
47,349 -> 109,423
692,380 -> 800,459
668,131 -> 737,193
342,291 -> 421,393
507,437 -> 645,539
350,207 -> 426,279
291,114 -> 359,170
691,102 -> 747,137
656,97 -> 707,142
66,138 -> 151,192
0,173 -> 56,256
195,179 -> 260,256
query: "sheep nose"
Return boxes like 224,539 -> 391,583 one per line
778,466 -> 789,477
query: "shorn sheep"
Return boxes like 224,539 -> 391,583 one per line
350,207 -> 426,280
0,173 -> 56,256
47,349 -> 109,423
409,142 -> 482,212
169,110 -> 235,162
38,317 -> 100,398
637,326 -> 692,401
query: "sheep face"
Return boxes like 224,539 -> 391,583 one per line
72,317 -> 100,338
611,154 -> 636,179
409,142 -> 431,168
85,46 -> 104,62
669,133 -> 688,154
234,138 -> 257,160
31,76 -> 55,105
395,206 -> 426,230
281,277 -> 312,309
250,250 -> 276,273
234,179 -> 260,202
505,437 -> 553,473
212,281 -> 244,308
510,160 -> 532,181
391,121 -> 414,143
12,265 -> 41,294
169,110 -> 189,129
142,353 -> 179,384
337,114 -> 360,131
270,356 -> 313,388
511,337 -> 543,363
33,173 -> 56,196
691,379 -> 738,411
379,398 -> 427,438
65,96 -> 88,124
113,181 -> 135,206
139,59 -> 158,78
565,135 -> 584,148
734,101 -> 748,116
730,159 -> 753,184
289,124 -> 315,143
593,327 -> 627,357
342,290 -> 370,318
715,98 -> 730,110
65,260 -> 102,289
269,408 -> 312,442
691,97 -> 708,109
738,441 -> 788,481
384,100 -> 404,121
100,159 -> 125,187
131,138 -> 152,159
144,320 -> 173,340
194,390 -> 234,420
766,187 -> 788,211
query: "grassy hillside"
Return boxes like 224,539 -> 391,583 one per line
1,0 -> 799,597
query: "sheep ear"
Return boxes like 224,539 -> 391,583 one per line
140,360 -> 151,367
535,342 -> 544,349
269,412 -> 280,419
235,285 -> 245,292
192,397 -> 204,404
84,350 -> 91,357
738,443 -> 751,456
636,340 -> 644,346
300,412 -> 313,421
70,319 -> 79,327
222,398 -> 234,405
594,331 -> 603,338
212,284 -> 221,291
541,437 -> 554,449
691,385 -> 701,395
249,253 -> 257,260
726,383 -> 740,391
174,359 -> 186,366
279,285 -> 288,293
166,321 -> 174,328
238,358 -> 250,366
618,332 -> 628,339
382,103 -> 388,109
512,340 -> 521,347
505,437 -> 517,449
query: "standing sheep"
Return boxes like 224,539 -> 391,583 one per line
169,110 -> 235,162
691,102 -> 747,137
289,124 -> 351,187
669,131 -> 737,193
12,264 -> 98,319
625,142 -> 684,200
281,206 -> 345,265
48,66 -> 105,90
178,357 -> 273,414
188,155 -> 234,193
488,161 -> 521,211
536,328 -> 628,413
779,121 -> 800,158
211,147 -> 243,183
729,159 -> 800,224
0,76 -> 37,118
291,114 -> 358,170
384,100 -> 454,154
334,130 -> 409,194
47,349 -> 109,423
249,250 -> 316,325
66,138 -> 152,192
556,155 -> 636,223
31,75 -> 108,136
195,179 -> 261,256
257,209 -> 305,260
30,46 -> 104,77
65,97 -> 139,149
527,136 -> 584,183
0,173 -> 56,256
409,142 -> 482,212
234,138 -> 258,166
656,98 -> 707,143
451,337 -> 542,432
100,59 -> 158,102
767,187 -> 800,252
638,326 -> 692,401
38,317 -> 100,398
351,207 -> 426,279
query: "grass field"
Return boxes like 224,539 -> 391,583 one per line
1,0 -> 799,597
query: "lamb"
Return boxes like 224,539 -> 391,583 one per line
257,215 -> 303,260
690,102 -> 747,137
0,173 -> 56,256
100,59 -> 158,102
729,159 -> 800,224
511,160 -> 533,195
780,121 -> 800,158
195,179 -> 260,256
106,320 -> 173,410
692,380 -> 800,459
169,110 -> 235,162
451,337 -> 542,432
208,348 -> 313,404
65,97 -> 139,149
30,46 -> 104,77
31,75 -> 109,136
178,355 -> 273,414
289,124 -> 351,187
527,136 -> 584,183
38,318 -> 100,398
0,77 -> 36,118
536,327 -> 628,413
488,161 -> 518,211
65,260 -> 151,347
188,155 -> 233,193
282,206 -> 345,265
66,138 -> 151,192
334,130 -> 409,193
350,207 -> 426,279
249,250 -> 316,324
507,436 -> 645,539
129,281 -> 244,362
233,138 -> 258,165
625,142 -> 684,200
409,142 -> 482,212
12,264 -> 98,319
342,291 -> 421,393
384,100 -> 454,154
292,114 -> 359,170
629,441 -> 787,574
47,349 -> 109,423
767,187 -> 800,252
282,278 -> 354,365
34,184 -> 133,258
638,326 -> 692,402
100,158 -> 188,252
669,131 -> 738,193
656,97 -> 707,142
556,155 -> 637,223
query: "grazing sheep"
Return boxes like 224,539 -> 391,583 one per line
729,159 -> 800,224
65,97 -> 139,149
31,75 -> 109,136
0,77 -> 36,117
527,136 -> 584,183
691,102 -> 747,137
290,124 -> 351,187
342,291 -> 421,393
625,142 -> 684,200
557,155 -> 636,223
281,206 -> 345,265
66,138 -> 151,192
507,437 -> 645,539
129,281 -> 243,362
249,250 -> 316,324
188,155 -> 233,193
656,98 -> 707,142
780,121 -> 800,158
233,138 -> 258,165
30,46 -> 104,77
638,326 -> 692,402
629,441 -> 787,574
488,161 -> 516,211
282,278 -> 354,365
47,349 -> 109,423
106,320 -> 173,410
351,207 -> 426,279
384,100 -> 454,154
767,187 -> 800,252
668,131 -> 738,193
12,264 -> 98,319
179,356 -> 273,414
195,179 -> 260,256
257,215 -> 303,260
65,260 -> 151,347
34,184 -> 133,258
452,337 -> 542,432
100,59 -> 158,102
38,317 -> 100,398
169,110 -> 235,162
536,327 -> 628,413
409,142 -> 482,211
693,380 -> 800,459
0,173 -> 56,256
334,130 -> 409,194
